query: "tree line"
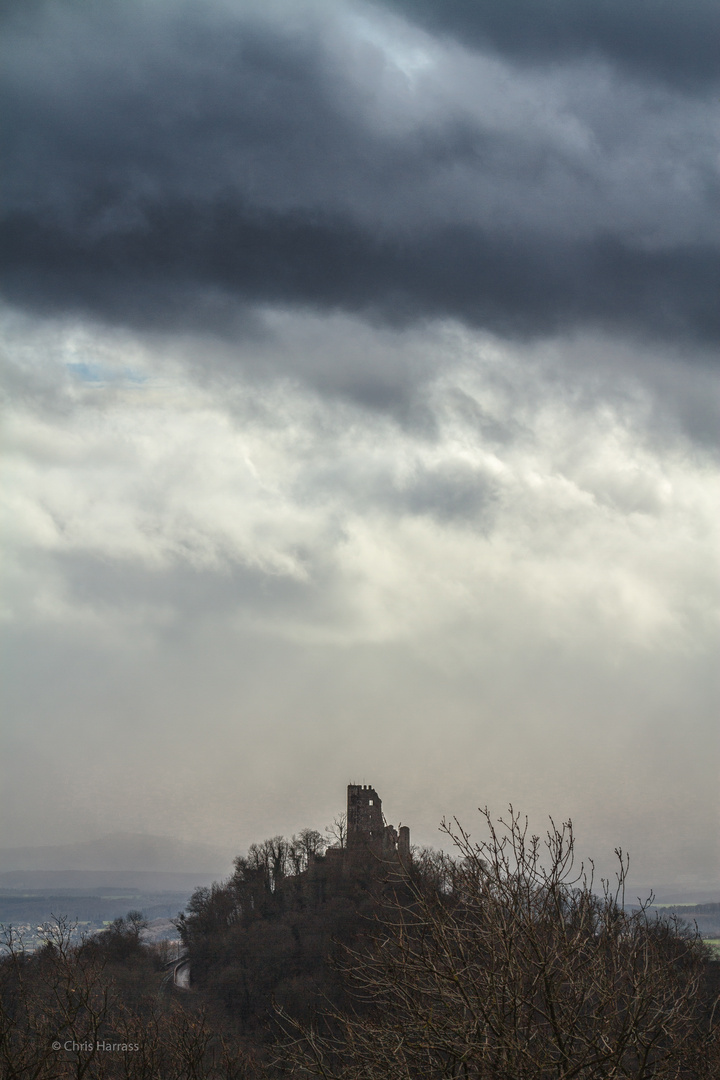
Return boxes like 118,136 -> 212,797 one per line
1,807 -> 719,1078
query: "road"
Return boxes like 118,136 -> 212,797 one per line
160,953 -> 191,992
173,958 -> 191,989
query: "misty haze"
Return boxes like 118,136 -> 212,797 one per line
1,0 -> 718,1075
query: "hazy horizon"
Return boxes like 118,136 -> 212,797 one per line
1,0 -> 718,896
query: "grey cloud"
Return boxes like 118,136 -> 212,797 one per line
2,0 -> 718,358
2,2 -> 718,895
3,202 -> 718,347
381,0 -> 720,91
293,450 -> 498,526
51,551 -> 318,624
396,460 -> 496,523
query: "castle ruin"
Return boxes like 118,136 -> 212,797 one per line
344,783 -> 410,867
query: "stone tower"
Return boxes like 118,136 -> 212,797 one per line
398,825 -> 410,865
347,784 -> 385,848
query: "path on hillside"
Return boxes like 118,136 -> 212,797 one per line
173,957 -> 191,989
160,953 -> 191,993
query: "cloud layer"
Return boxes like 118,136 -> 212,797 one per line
1,0 -> 718,891
384,0 -> 720,89
2,0 -> 719,349
2,307 -> 718,887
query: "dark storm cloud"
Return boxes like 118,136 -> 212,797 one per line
4,203 -> 719,345
2,0 -> 719,350
381,0 -> 720,91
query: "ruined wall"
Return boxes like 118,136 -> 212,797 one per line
346,784 -> 410,870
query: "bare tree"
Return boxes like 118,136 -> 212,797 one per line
247,837 -> 291,891
289,829 -> 327,874
0,917 -> 111,1078
0,917 -> 268,1079
325,815 -> 347,850
277,808 -> 720,1079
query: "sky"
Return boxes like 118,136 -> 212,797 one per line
1,0 -> 718,892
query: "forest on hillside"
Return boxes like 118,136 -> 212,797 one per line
2,809 -> 719,1079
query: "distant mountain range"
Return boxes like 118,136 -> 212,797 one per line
0,833 -> 234,882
